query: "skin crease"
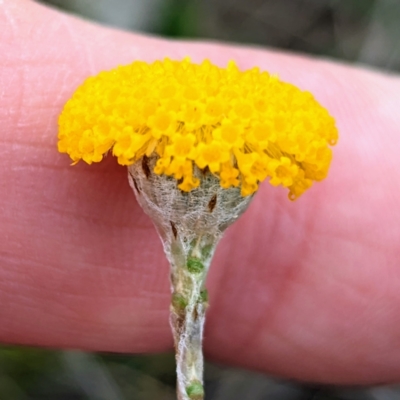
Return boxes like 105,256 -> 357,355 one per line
1,0 -> 400,385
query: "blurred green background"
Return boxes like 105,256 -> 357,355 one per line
2,0 -> 400,399
38,0 -> 400,71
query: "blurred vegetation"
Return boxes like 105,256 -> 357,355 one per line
156,0 -> 200,38
3,0 -> 400,399
39,0 -> 400,71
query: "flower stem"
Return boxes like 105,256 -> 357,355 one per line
167,235 -> 215,400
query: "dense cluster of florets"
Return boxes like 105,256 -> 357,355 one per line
58,58 -> 337,198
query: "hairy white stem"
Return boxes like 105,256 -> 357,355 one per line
127,157 -> 253,400
168,233 -> 216,400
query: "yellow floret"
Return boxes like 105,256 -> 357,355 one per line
58,58 -> 338,199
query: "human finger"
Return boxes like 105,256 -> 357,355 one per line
1,0 -> 400,385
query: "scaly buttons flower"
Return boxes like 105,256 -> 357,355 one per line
58,58 -> 338,199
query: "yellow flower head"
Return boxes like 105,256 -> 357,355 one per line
58,58 -> 338,199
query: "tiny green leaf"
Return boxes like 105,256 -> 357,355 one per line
187,257 -> 204,274
172,293 -> 187,311
186,381 -> 204,399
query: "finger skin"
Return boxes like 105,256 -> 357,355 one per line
1,0 -> 400,384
